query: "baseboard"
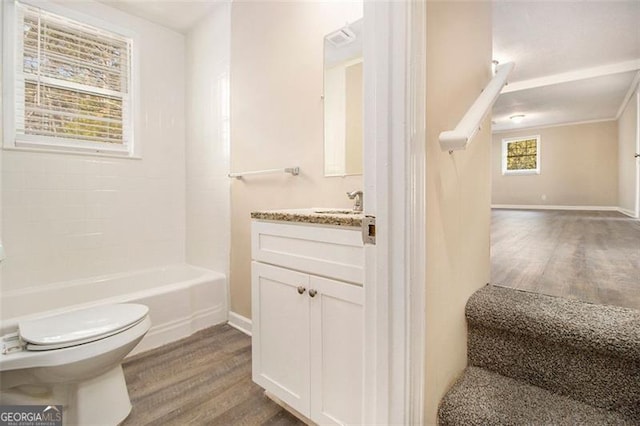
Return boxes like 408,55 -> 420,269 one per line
492,204 -> 619,211
617,207 -> 638,218
228,311 -> 252,336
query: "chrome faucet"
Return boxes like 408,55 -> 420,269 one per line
347,190 -> 363,212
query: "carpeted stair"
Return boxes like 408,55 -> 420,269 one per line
438,285 -> 640,425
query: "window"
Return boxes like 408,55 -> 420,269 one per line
3,1 -> 135,156
501,135 -> 540,175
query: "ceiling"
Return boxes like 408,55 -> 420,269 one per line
492,1 -> 640,132
95,1 -> 639,132
96,0 -> 221,33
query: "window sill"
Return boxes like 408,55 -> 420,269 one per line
2,145 -> 141,160
502,169 -> 540,176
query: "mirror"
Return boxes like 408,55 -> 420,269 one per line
323,19 -> 363,177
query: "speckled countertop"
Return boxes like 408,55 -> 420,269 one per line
251,208 -> 363,227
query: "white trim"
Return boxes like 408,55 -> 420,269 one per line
16,134 -> 130,155
501,59 -> 640,94
363,1 -> 422,424
406,0 -> 426,423
362,1 -> 386,423
2,0 -> 18,151
228,311 -> 252,336
18,0 -> 134,38
2,0 -> 141,158
635,89 -> 640,218
616,71 -> 640,120
492,117 -> 616,134
618,207 -> 638,218
492,204 -> 620,211
501,135 -> 540,175
387,2 -> 408,422
2,145 -> 141,159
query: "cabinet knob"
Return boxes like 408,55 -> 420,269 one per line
297,286 -> 306,295
309,289 -> 317,298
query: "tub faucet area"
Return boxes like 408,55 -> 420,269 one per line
347,190 -> 364,212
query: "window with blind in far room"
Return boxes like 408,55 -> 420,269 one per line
9,2 -> 133,155
501,135 -> 541,175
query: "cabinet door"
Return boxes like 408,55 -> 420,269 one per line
252,262 -> 311,416
309,276 -> 364,425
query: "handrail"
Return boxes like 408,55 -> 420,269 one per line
439,62 -> 515,152
228,167 -> 300,179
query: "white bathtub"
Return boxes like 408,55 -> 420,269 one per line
0,264 -> 228,355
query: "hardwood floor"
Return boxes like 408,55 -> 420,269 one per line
491,209 -> 640,310
122,324 -> 304,426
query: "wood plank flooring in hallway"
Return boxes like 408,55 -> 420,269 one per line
122,324 -> 304,426
491,209 -> 640,310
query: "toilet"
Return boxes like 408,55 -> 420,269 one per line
0,303 -> 151,426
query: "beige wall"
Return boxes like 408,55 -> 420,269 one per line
492,121 -> 619,207
424,1 -> 492,422
230,1 -> 363,318
618,89 -> 639,215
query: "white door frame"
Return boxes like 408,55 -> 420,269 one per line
635,89 -> 640,218
362,1 -> 426,424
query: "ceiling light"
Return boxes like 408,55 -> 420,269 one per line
510,114 -> 525,124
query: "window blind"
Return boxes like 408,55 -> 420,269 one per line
15,3 -> 132,150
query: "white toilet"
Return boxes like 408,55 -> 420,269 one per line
0,303 -> 151,426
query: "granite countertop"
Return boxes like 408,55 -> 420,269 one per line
251,208 -> 363,227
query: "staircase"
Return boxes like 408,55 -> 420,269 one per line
438,285 -> 640,425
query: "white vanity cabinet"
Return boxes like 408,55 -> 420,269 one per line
251,220 -> 364,425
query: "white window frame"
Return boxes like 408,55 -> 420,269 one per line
501,135 -> 541,175
2,0 -> 141,158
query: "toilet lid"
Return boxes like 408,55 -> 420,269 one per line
19,304 -> 149,350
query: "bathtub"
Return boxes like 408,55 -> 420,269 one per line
0,264 -> 228,355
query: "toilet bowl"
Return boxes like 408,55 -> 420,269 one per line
0,303 -> 151,426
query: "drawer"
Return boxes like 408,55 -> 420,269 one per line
252,221 -> 364,285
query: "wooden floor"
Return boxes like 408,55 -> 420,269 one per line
491,209 -> 640,310
122,324 -> 304,426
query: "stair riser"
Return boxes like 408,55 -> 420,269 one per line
468,324 -> 640,420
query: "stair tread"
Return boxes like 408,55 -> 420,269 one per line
438,366 -> 635,426
466,285 -> 640,360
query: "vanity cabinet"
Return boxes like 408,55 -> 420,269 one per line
251,220 -> 364,425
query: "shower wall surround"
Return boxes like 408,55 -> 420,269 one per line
1,1 -> 186,292
185,2 -> 231,275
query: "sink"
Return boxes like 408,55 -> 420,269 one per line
313,209 -> 361,215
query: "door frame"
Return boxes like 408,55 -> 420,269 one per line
362,1 -> 426,424
635,89 -> 640,218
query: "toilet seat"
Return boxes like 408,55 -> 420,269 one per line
18,304 -> 149,351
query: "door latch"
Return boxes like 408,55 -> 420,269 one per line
362,216 -> 376,245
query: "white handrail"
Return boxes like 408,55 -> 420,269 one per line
439,62 -> 515,152
228,167 -> 300,179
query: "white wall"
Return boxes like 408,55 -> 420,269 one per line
1,1 -> 186,292
0,1 -> 4,272
185,3 -> 231,275
618,88 -> 639,216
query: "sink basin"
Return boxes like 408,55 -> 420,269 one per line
313,209 -> 361,215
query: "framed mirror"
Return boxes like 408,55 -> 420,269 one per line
323,19 -> 363,177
